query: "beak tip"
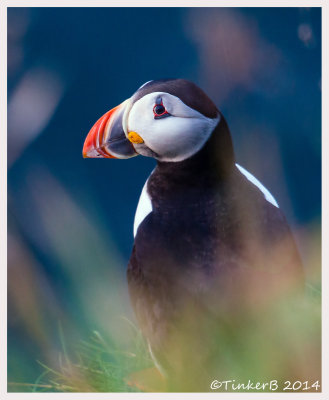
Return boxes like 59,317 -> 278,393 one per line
82,143 -> 101,158
82,144 -> 91,158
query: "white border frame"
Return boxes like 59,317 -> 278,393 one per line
1,1 -> 327,399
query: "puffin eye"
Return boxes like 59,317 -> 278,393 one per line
153,101 -> 170,119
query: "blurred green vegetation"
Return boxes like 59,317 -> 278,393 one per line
8,279 -> 321,393
9,324 -> 153,392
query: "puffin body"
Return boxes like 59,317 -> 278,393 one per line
83,79 -> 303,390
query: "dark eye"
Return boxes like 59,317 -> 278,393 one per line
154,104 -> 166,115
153,101 -> 170,119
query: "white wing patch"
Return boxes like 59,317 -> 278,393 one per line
236,164 -> 279,208
133,172 -> 153,237
133,164 -> 279,237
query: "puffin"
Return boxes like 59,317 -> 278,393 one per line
83,79 -> 303,391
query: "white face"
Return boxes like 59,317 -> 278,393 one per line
124,92 -> 220,162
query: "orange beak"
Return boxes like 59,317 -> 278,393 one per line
82,100 -> 137,159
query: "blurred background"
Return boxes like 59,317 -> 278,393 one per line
7,7 -> 321,391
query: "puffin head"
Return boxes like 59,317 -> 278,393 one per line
83,79 -> 222,163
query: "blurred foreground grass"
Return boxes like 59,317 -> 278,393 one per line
8,319 -> 153,392
8,282 -> 321,393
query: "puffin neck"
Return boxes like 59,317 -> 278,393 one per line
155,116 -> 235,185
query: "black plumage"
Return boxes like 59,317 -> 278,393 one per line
126,83 -> 303,390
